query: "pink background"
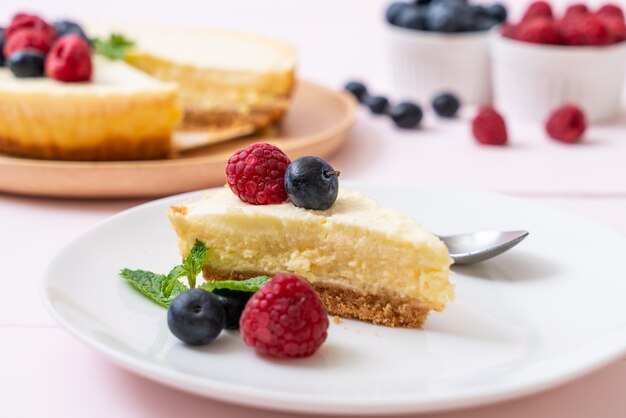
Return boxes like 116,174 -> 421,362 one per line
2,0 -> 626,417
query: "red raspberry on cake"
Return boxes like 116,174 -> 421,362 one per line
6,13 -> 56,40
3,28 -> 53,57
522,1 -> 553,22
46,35 -> 92,82
472,107 -> 508,146
545,104 -> 586,144
516,17 -> 563,45
225,143 -> 291,205
240,273 -> 329,359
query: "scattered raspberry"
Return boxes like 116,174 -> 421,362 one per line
516,18 -> 563,45
3,29 -> 52,57
240,274 -> 329,359
225,143 -> 291,205
561,14 -> 613,45
472,107 -> 508,146
597,4 -> 624,20
564,4 -> 589,20
45,35 -> 92,82
545,104 -> 586,144
6,13 -> 56,40
522,1 -> 553,22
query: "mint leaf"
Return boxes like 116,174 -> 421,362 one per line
120,268 -> 187,307
162,264 -> 186,298
181,240 -> 208,289
199,276 -> 271,293
92,33 -> 135,60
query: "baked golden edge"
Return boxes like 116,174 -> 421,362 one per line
203,266 -> 431,328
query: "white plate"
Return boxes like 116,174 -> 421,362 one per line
41,184 -> 626,415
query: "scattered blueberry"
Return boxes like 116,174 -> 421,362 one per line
486,3 -> 507,22
0,27 -> 5,67
363,94 -> 390,115
285,156 -> 339,211
53,20 -> 89,41
212,288 -> 251,330
344,81 -> 368,103
167,289 -> 225,346
389,102 -> 423,128
432,92 -> 461,118
7,50 -> 45,78
396,6 -> 427,29
425,1 -> 465,32
386,2 -> 410,24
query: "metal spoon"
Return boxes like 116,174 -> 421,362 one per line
438,230 -> 529,265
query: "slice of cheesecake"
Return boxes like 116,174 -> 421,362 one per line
168,187 -> 454,328
0,56 -> 180,161
123,27 -> 297,135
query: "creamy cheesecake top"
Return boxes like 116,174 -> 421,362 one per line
0,56 -> 176,95
182,187 -> 445,249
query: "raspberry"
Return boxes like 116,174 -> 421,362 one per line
3,29 -> 52,57
516,18 -> 563,45
6,13 -> 56,40
522,1 -> 553,22
45,35 -> 92,82
601,16 -> 626,42
597,4 -> 624,20
500,23 -> 518,39
225,143 -> 291,205
561,14 -> 613,45
545,104 -> 586,144
472,107 -> 508,146
240,274 -> 329,359
564,4 -> 589,20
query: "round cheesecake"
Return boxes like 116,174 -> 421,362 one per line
168,187 -> 454,328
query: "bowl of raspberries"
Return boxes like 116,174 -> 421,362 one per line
491,1 -> 626,122
385,0 -> 507,104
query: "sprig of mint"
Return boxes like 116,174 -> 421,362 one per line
119,269 -> 187,307
120,241 -> 270,308
92,33 -> 134,60
199,276 -> 270,293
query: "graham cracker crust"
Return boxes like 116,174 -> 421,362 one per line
202,267 -> 431,328
0,135 -> 171,161
178,105 -> 288,133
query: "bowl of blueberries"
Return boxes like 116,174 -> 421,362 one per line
385,0 -> 507,104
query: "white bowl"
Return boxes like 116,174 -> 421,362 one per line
385,24 -> 492,105
490,33 -> 626,123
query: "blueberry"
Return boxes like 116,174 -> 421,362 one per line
0,28 -> 5,67
285,156 -> 339,210
386,2 -> 410,24
53,20 -> 89,41
8,50 -> 45,78
389,102 -> 423,128
486,4 -> 507,23
432,92 -> 461,118
212,288 -> 251,330
396,6 -> 427,30
425,1 -> 465,32
363,94 -> 389,115
414,0 -> 432,5
474,16 -> 499,31
344,81 -> 368,103
167,289 -> 225,345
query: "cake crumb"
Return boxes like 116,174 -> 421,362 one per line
374,332 -> 380,337
333,316 -> 341,325
343,326 -> 348,331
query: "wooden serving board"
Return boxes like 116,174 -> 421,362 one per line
0,80 -> 355,198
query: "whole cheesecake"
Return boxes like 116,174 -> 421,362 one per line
0,56 -> 180,160
123,27 -> 297,134
168,187 -> 454,328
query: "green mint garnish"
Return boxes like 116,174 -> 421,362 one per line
119,269 -> 187,307
199,276 -> 271,293
92,33 -> 135,60
120,241 -> 269,308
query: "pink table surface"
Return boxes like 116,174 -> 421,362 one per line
2,0 -> 626,417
